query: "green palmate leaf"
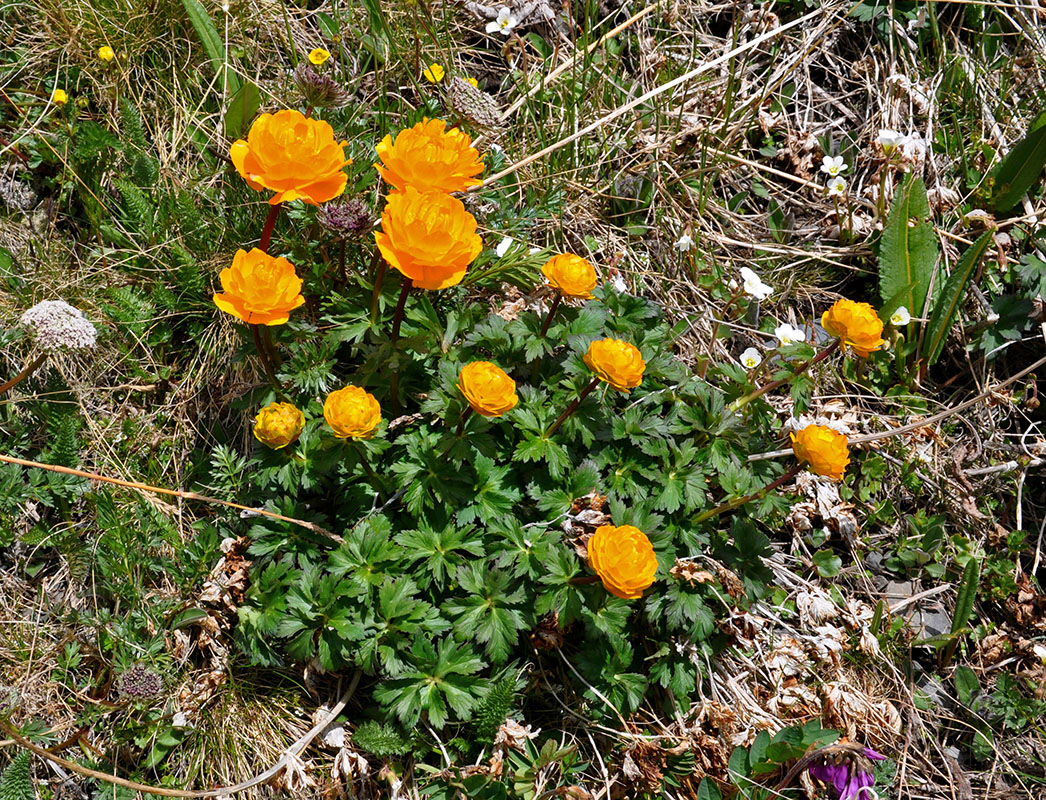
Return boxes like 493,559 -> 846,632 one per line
879,176 -> 938,318
224,81 -> 261,140
922,230 -> 993,366
990,119 -> 1046,212
180,0 -> 239,94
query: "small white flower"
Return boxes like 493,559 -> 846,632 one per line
826,176 -> 847,197
774,323 -> 806,346
528,246 -> 541,255
739,267 -> 773,301
1033,643 -> 1046,664
486,7 -> 518,35
738,347 -> 762,369
889,306 -> 911,326
674,233 -> 694,252
221,1 -> 230,11
877,128 -> 906,152
495,236 -> 514,258
820,155 -> 847,177
20,300 -> 97,352
728,279 -> 739,291
611,273 -> 629,293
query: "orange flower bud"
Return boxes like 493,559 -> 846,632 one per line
542,253 -> 597,299
821,299 -> 885,358
587,524 -> 658,600
457,361 -> 518,417
213,248 -> 305,326
253,402 -> 305,449
583,338 -> 645,392
230,110 -> 351,205
324,385 -> 381,439
374,187 -> 483,290
790,424 -> 850,481
374,119 -> 484,195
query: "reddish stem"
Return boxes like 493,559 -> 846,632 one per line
545,378 -> 599,437
259,204 -> 281,253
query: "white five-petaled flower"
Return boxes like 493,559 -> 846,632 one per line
1033,643 -> 1046,664
877,128 -> 906,152
889,306 -> 911,326
495,236 -> 514,258
820,155 -> 847,177
774,322 -> 806,346
826,176 -> 847,197
740,266 -> 773,301
674,233 -> 694,252
738,347 -> 762,369
486,7 -> 518,35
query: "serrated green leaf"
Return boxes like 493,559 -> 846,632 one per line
922,230 -> 993,366
879,176 -> 938,317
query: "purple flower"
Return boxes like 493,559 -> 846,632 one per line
808,747 -> 886,800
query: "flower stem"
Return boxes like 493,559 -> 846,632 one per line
258,204 -> 281,253
348,439 -> 385,499
694,464 -> 801,524
545,378 -> 599,438
0,353 -> 46,395
729,339 -> 839,413
539,293 -> 562,337
260,325 -> 282,368
369,252 -> 386,327
568,576 -> 601,587
456,406 -> 474,437
251,324 -> 284,392
390,278 -> 412,343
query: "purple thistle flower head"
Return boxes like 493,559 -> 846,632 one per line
808,746 -> 886,800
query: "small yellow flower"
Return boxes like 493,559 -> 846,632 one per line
253,402 -> 305,449
583,338 -> 645,392
324,386 -> 382,439
308,48 -> 331,66
587,525 -> 658,600
821,299 -> 885,358
458,361 -> 518,417
423,63 -> 445,83
98,46 -> 115,62
790,424 -> 850,481
51,89 -> 68,105
466,77 -> 479,88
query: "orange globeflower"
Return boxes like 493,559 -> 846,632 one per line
790,424 -> 850,481
587,524 -> 658,600
253,402 -> 305,449
374,187 -> 482,290
213,248 -> 305,326
583,338 -> 645,392
324,386 -> 382,439
230,110 -> 351,205
374,119 -> 484,195
821,299 -> 885,358
542,253 -> 598,299
458,361 -> 518,417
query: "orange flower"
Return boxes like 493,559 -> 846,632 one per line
821,299 -> 885,358
324,386 -> 381,439
374,119 -> 484,195
583,339 -> 645,392
213,248 -> 305,326
374,187 -> 482,290
542,253 -> 598,299
790,424 -> 850,481
230,110 -> 351,205
458,361 -> 518,417
253,402 -> 305,449
587,524 -> 658,600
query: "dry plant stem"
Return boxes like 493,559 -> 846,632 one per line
258,203 -> 281,253
0,453 -> 342,542
390,278 -> 412,343
0,671 -> 362,797
0,353 -> 46,395
694,464 -> 802,523
546,379 -> 599,437
539,293 -> 562,337
250,324 -> 284,393
730,339 -> 840,412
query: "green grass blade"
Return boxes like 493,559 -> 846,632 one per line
181,0 -> 239,95
990,120 -> 1046,213
922,230 -> 993,366
878,175 -> 938,318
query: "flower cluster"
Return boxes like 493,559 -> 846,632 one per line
116,664 -> 163,701
20,300 -> 98,352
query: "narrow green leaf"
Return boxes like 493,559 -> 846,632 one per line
922,230 -> 993,366
954,665 -> 980,706
224,81 -> 261,140
181,0 -> 239,94
951,556 -> 981,635
990,122 -> 1046,213
879,176 -> 938,318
